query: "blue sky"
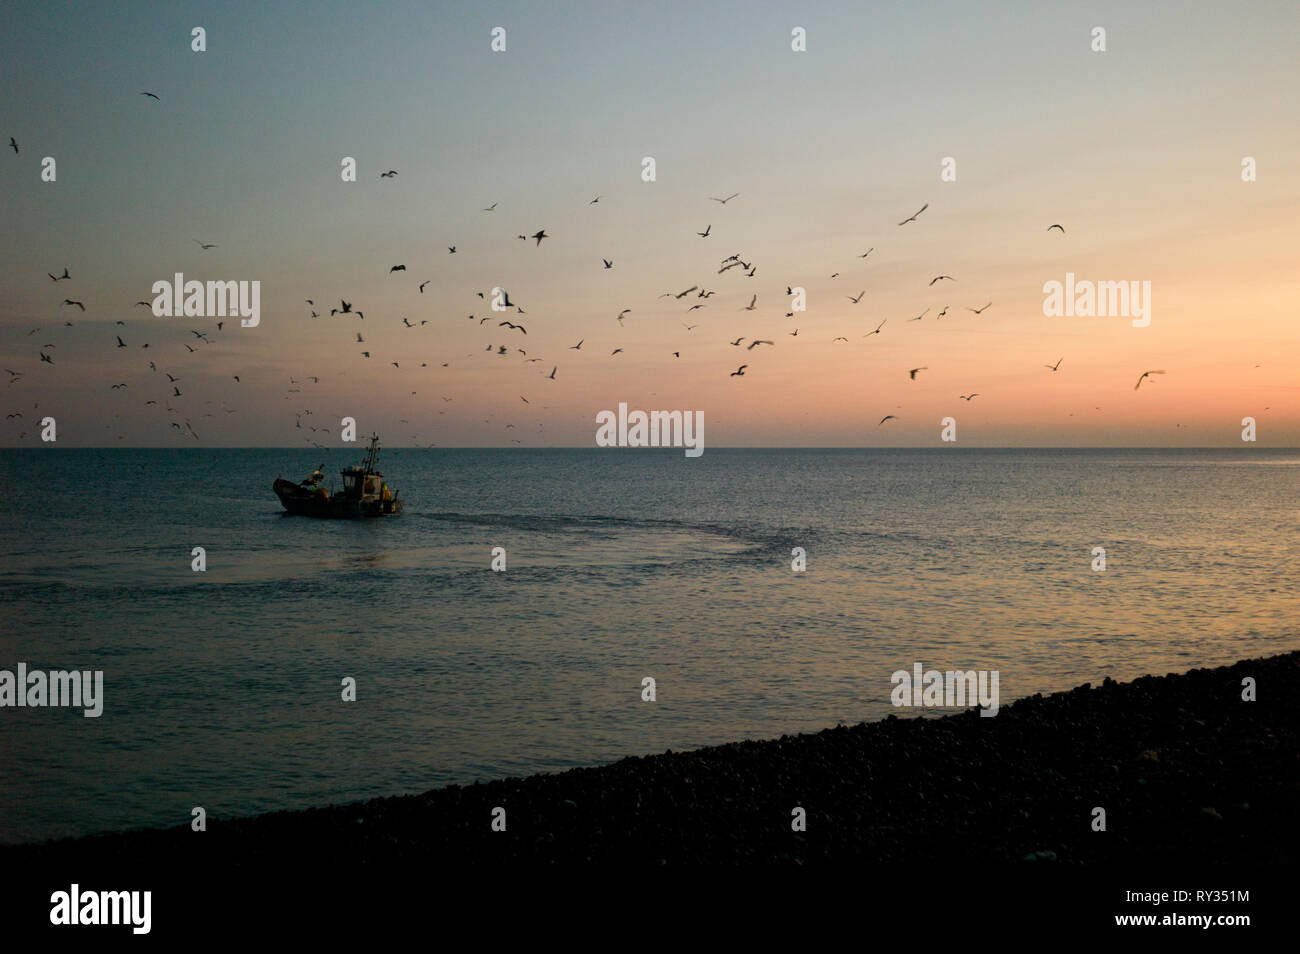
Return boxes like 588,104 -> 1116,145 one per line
2,0 -> 1297,446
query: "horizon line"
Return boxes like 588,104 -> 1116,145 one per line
5,445 -> 1299,452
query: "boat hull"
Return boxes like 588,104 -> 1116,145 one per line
273,478 -> 402,518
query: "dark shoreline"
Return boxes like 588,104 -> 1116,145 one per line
7,652 -> 1298,865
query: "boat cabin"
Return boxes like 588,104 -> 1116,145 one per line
340,465 -> 383,500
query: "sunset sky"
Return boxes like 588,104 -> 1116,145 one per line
2,0 -> 1297,447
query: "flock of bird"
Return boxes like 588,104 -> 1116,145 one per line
5,95 -> 1176,447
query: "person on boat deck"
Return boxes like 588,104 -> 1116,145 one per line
381,482 -> 392,502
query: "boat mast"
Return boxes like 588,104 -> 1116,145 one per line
363,433 -> 380,474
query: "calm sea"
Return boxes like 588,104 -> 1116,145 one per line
2,447 -> 1298,843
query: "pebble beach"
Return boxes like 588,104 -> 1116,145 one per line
11,651 -> 1296,867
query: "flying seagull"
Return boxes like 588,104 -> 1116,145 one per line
697,224 -> 711,238
531,230 -> 548,245
8,137 -> 17,154
928,275 -> 954,286
709,193 -> 739,204
1134,370 -> 1166,391
62,299 -> 85,311
1045,357 -> 1063,372
878,415 -> 896,425
959,394 -> 979,401
730,365 -> 748,377
1047,224 -> 1065,233
908,367 -> 928,380
389,264 -> 406,273
897,203 -> 928,226
48,267 -> 70,281
848,291 -> 865,304
140,91 -> 160,100
967,302 -> 992,314
482,203 -> 497,211
379,170 -> 398,178
194,240 -> 217,249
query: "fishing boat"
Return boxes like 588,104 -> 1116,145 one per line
273,434 -> 403,518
